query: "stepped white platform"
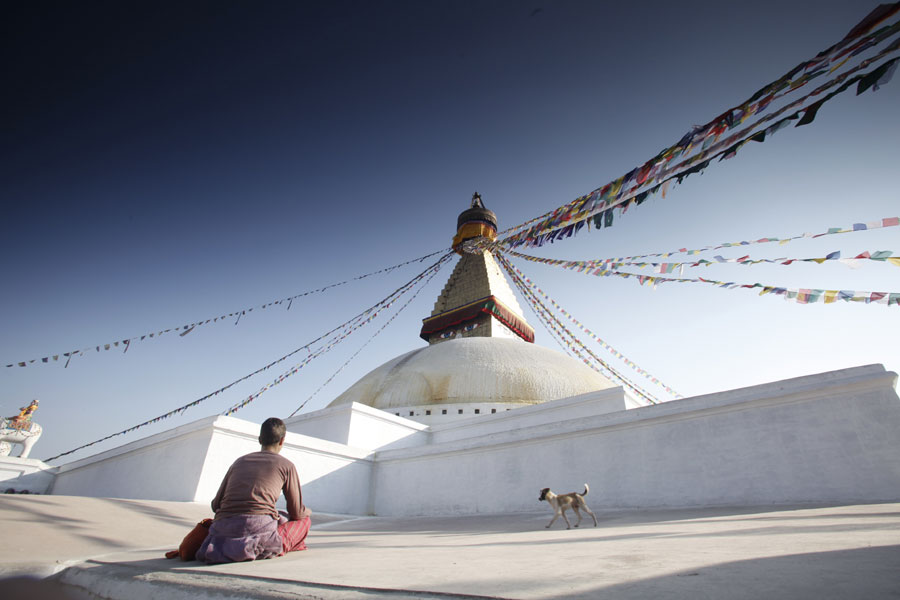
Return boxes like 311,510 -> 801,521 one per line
12,364 -> 898,516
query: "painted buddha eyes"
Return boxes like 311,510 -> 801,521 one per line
440,322 -> 479,339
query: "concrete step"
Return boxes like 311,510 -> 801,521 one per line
53,559 -> 506,600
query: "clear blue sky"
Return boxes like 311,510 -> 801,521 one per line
2,0 -> 898,463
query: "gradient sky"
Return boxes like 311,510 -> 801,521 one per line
2,0 -> 898,463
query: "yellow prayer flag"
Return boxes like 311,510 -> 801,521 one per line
887,257 -> 900,267
609,177 -> 623,197
824,290 -> 838,304
830,55 -> 851,73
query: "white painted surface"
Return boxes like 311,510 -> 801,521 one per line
51,415 -> 374,515
45,365 -> 900,517
191,417 -> 260,503
193,416 -> 375,515
370,365 -> 900,515
285,402 -> 427,451
52,417 -> 218,501
0,419 -> 43,459
0,456 -> 55,493
328,337 -> 616,411
283,404 -> 353,445
428,388 -> 628,444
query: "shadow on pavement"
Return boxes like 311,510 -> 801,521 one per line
43,544 -> 900,600
0,576 -> 92,600
535,544 -> 900,599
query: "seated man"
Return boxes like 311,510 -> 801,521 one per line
196,417 -> 311,564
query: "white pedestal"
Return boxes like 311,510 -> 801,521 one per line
0,456 -> 56,494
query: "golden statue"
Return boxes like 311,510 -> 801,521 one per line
8,399 -> 38,430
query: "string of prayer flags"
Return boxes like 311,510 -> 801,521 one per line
512,275 -> 663,407
504,258 -> 643,401
503,54 -> 899,249
5,248 -> 448,370
503,254 -> 654,403
498,9 -> 900,240
226,258 -> 450,417
287,262 -> 444,417
501,217 -> 899,272
496,9 -> 900,248
497,252 -> 682,398
505,247 -> 897,274
564,264 -> 900,307
44,253 -> 454,463
525,285 -> 659,406
497,252 -> 661,405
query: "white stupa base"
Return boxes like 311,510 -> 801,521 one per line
0,456 -> 56,494
39,364 -> 900,516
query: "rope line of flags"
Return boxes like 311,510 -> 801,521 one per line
531,216 -> 900,268
498,252 -> 681,399
223,255 -> 448,418
286,261 -> 446,418
6,249 -> 447,370
497,7 -> 900,248
223,255 -> 452,417
497,252 -> 661,405
504,247 -> 900,275
43,253 -> 454,462
539,262 -> 900,307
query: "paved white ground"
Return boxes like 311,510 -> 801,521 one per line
2,495 -> 899,599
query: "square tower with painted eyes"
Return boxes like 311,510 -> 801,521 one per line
326,194 -> 616,423
420,193 -> 535,345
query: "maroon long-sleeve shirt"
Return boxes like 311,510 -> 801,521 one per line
210,451 -> 304,521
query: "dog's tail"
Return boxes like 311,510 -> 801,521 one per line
583,483 -> 590,496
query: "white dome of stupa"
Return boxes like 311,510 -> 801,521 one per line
326,194 -> 618,422
328,337 -> 616,411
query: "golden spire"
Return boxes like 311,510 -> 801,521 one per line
452,192 -> 498,254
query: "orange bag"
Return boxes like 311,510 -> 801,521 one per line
165,518 -> 213,561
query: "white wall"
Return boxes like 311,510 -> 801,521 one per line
286,403 -> 427,451
51,415 -> 375,515
197,416 -> 376,515
429,388 -> 627,444
192,417 -> 261,503
52,417 -> 217,501
283,437 -> 373,515
380,402 -> 527,425
284,405 -> 353,445
370,365 -> 900,515
45,365 -> 900,517
199,417 -> 375,515
0,457 -> 55,494
346,404 -> 428,451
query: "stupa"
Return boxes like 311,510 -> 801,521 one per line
327,194 -> 618,423
8,197 -> 899,517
